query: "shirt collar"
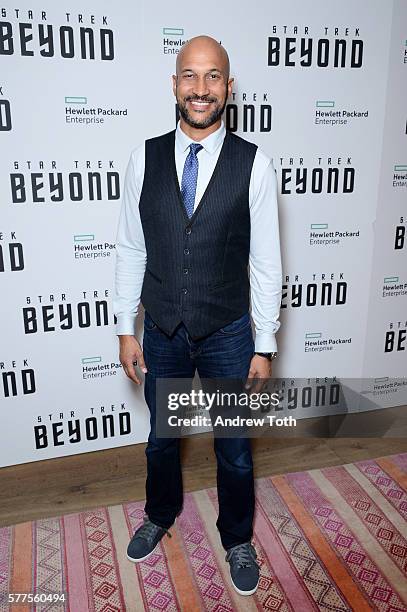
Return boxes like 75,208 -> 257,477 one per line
175,120 -> 226,155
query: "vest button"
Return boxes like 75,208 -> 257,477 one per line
185,227 -> 192,235
182,288 -> 188,294
183,268 -> 189,274
184,248 -> 190,255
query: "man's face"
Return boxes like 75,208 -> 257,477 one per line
172,46 -> 233,130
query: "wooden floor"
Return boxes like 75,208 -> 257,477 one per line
1,410 -> 406,527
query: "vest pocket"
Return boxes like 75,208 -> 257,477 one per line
209,277 -> 242,292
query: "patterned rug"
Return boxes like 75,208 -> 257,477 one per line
1,453 -> 406,611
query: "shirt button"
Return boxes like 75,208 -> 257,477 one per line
183,268 -> 189,274
182,288 -> 188,294
184,248 -> 190,255
185,227 -> 192,235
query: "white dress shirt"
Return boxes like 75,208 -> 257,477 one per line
113,121 -> 282,352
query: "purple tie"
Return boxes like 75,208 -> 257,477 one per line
181,143 -> 203,218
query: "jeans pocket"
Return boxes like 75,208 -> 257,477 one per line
218,312 -> 251,336
144,311 -> 158,331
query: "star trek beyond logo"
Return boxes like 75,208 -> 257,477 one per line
34,402 -> 131,449
0,9 -> 114,60
282,272 -> 348,309
22,289 -> 114,334
1,359 -> 36,398
384,320 -> 407,354
276,156 -> 355,195
226,92 -> 272,133
267,377 -> 341,410
0,231 -> 24,271
395,216 -> 406,251
0,85 -> 11,130
10,160 -> 120,204
268,26 -> 364,68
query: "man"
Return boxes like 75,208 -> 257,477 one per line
113,35 -> 282,597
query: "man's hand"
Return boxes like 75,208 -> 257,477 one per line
118,335 -> 148,385
245,354 -> 272,394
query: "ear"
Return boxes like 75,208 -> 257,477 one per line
172,74 -> 177,97
227,76 -> 234,98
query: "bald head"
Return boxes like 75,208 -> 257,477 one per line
176,35 -> 230,80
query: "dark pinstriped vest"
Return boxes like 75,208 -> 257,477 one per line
139,128 -> 257,339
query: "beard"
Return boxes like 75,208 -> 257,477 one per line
177,85 -> 228,129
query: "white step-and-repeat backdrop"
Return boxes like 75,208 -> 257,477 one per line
1,0 -> 406,467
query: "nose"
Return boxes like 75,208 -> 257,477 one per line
192,75 -> 210,98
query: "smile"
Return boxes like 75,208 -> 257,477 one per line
189,100 -> 212,109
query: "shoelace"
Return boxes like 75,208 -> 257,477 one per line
225,543 -> 258,568
136,516 -> 172,544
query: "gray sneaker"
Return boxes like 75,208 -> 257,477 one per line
225,542 -> 260,596
127,515 -> 173,562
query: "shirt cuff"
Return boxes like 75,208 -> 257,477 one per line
115,314 -> 137,336
254,331 -> 278,353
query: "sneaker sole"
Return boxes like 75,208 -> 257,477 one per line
126,547 -> 157,563
126,517 -> 177,563
230,576 -> 259,596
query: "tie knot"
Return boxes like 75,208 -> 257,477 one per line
189,143 -> 203,156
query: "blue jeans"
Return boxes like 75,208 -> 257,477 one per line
142,310 -> 255,550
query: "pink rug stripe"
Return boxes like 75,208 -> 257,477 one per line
255,498 -> 316,611
0,527 -> 12,608
63,513 -> 91,612
80,507 -> 126,611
